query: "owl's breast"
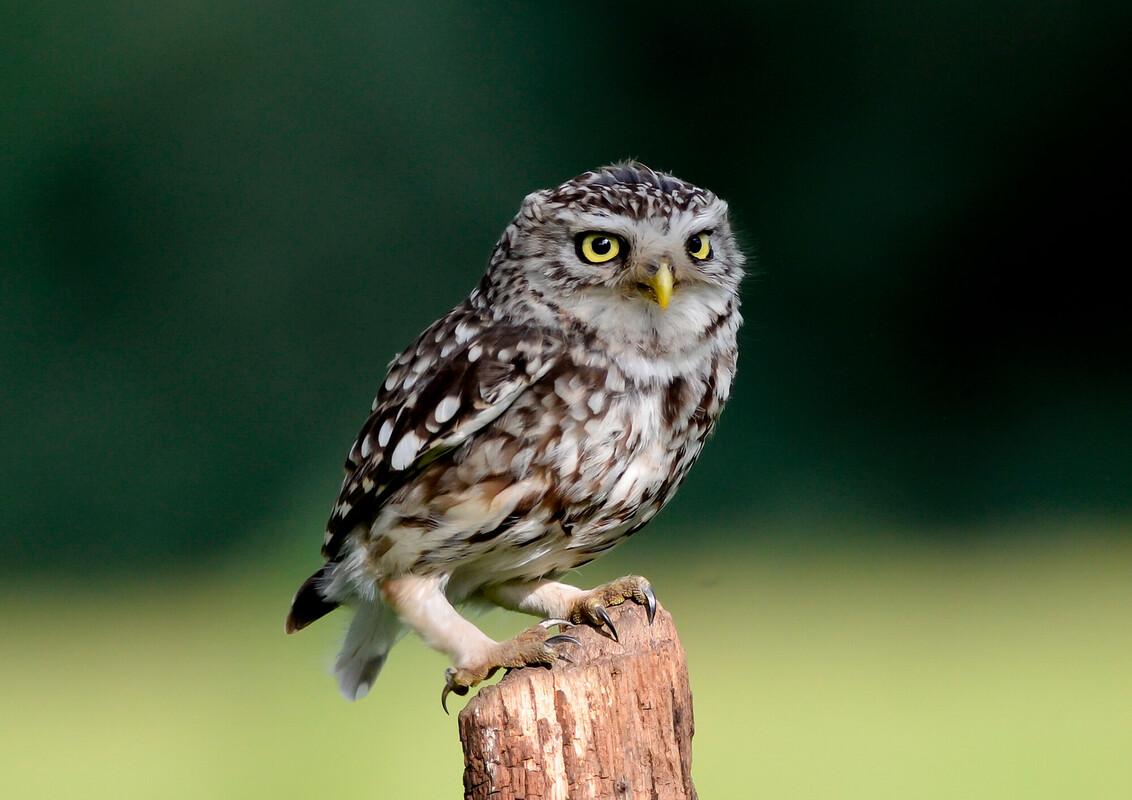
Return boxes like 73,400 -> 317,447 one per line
514,351 -> 732,550
360,345 -> 735,585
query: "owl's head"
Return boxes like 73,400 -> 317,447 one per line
484,163 -> 744,357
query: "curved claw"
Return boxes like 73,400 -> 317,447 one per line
594,605 -> 619,642
539,618 -> 574,629
440,683 -> 468,715
440,667 -> 471,715
642,583 -> 657,625
545,634 -> 582,648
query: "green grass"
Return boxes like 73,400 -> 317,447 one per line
3,529 -> 1131,798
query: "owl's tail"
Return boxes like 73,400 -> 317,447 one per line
334,597 -> 403,701
285,564 -> 340,634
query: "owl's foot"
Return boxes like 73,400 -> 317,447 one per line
440,622 -> 580,713
569,575 -> 657,642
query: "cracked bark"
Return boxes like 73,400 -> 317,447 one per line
458,604 -> 696,800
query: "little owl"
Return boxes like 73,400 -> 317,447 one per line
286,163 -> 743,708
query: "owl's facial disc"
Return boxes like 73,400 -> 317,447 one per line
502,164 -> 743,345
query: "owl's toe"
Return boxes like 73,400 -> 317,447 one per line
440,625 -> 581,713
569,575 -> 658,640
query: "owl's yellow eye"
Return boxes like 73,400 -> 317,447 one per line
576,232 -> 622,264
686,232 -> 712,261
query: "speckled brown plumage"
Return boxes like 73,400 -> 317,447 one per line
287,163 -> 744,702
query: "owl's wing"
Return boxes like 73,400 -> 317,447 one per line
321,310 -> 561,560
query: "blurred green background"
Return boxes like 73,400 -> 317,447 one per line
2,2 -> 1130,798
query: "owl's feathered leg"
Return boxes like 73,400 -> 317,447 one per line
481,579 -> 588,619
484,575 -> 657,643
381,574 -> 579,712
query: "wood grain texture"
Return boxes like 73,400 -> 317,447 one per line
458,604 -> 696,800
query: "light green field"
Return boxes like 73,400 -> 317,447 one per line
3,527 -> 1130,799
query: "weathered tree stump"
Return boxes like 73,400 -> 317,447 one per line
458,604 -> 696,800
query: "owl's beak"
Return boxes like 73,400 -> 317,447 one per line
642,262 -> 674,310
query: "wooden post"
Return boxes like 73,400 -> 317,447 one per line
458,604 -> 696,800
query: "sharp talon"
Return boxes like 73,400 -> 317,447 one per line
545,634 -> 582,647
539,618 -> 573,629
595,605 -> 619,642
643,584 -> 657,624
557,652 -> 574,665
441,668 -> 470,714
